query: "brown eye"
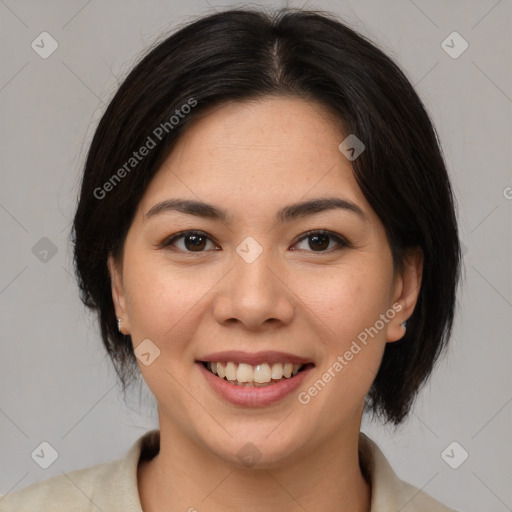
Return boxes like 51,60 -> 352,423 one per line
293,230 -> 349,253
184,234 -> 207,251
162,231 -> 218,252
308,233 -> 330,251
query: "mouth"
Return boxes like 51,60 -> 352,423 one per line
201,361 -> 314,387
196,351 -> 315,406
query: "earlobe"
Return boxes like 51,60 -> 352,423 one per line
108,254 -> 130,334
387,247 -> 423,343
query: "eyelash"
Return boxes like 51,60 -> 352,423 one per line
160,229 -> 350,254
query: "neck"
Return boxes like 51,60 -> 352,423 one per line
138,415 -> 371,512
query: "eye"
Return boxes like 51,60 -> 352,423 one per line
160,230 -> 348,253
161,230 -> 219,252
292,230 -> 349,252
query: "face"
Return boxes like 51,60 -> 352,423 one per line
110,96 -> 421,467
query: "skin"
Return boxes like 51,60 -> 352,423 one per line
109,96 -> 423,512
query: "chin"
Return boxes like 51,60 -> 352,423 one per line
195,419 -> 313,470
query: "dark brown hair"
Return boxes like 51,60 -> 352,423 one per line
73,8 -> 461,424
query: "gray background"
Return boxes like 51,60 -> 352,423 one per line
0,0 -> 511,510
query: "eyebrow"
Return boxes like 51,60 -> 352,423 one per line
145,197 -> 367,223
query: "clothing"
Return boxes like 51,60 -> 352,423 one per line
0,430 -> 457,511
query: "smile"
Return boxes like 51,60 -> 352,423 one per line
202,361 -> 312,387
197,351 -> 314,406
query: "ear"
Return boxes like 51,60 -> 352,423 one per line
387,247 -> 423,343
108,254 -> 131,335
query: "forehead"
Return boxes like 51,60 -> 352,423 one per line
138,97 -> 372,219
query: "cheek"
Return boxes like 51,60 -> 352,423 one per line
295,260 -> 392,342
122,254 -> 217,354
293,258 -> 393,408
121,257 -> 221,411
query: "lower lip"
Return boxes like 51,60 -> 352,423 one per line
197,362 -> 312,407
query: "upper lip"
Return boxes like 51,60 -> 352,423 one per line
198,350 -> 312,366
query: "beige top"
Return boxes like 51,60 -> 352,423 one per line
0,430 -> 457,511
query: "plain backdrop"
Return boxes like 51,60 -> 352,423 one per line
0,1 -> 511,511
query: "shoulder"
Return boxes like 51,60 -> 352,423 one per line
0,430 -> 159,512
393,477 -> 459,512
359,432 -> 459,512
0,459 -> 121,512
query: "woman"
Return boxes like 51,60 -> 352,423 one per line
1,7 -> 461,511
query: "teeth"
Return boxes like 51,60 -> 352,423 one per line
237,363 -> 253,383
225,361 -> 237,381
271,363 -> 283,379
254,363 -> 271,383
216,362 -> 225,379
206,361 -> 305,386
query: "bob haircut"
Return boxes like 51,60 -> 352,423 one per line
72,8 -> 461,425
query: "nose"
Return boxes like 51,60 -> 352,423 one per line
212,248 -> 295,331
